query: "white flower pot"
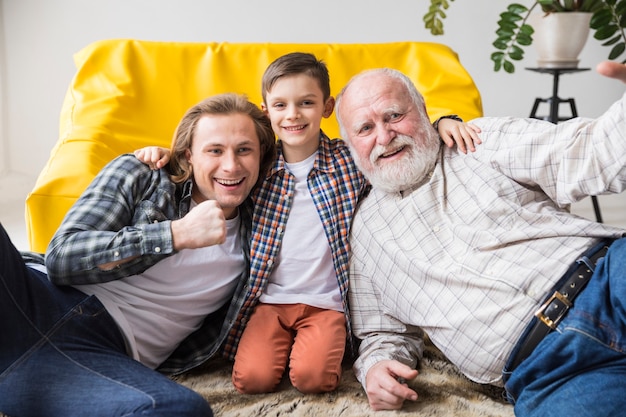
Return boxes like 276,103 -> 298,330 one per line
531,12 -> 592,68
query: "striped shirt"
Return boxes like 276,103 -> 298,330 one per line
222,132 -> 369,358
350,94 -> 626,386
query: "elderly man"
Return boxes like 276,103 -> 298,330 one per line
0,94 -> 276,417
335,61 -> 626,416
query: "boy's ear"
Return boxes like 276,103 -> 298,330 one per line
261,102 -> 268,114
323,96 -> 335,118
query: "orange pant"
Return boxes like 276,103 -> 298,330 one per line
232,303 -> 346,394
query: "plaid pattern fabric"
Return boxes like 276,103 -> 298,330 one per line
42,154 -> 254,375
351,107 -> 626,386
222,133 -> 369,359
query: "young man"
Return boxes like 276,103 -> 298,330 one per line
0,93 -> 276,417
335,61 -> 626,416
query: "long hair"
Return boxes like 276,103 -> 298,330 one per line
168,93 -> 276,190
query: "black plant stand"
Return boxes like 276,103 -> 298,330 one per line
526,67 -> 603,223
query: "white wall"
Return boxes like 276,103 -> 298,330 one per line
0,0 -> 623,180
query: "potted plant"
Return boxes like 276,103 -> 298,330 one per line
423,0 -> 626,73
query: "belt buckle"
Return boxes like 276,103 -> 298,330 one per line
534,291 -> 572,329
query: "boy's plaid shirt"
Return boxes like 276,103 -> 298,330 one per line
222,133 -> 369,358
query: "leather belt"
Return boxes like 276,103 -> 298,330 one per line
508,241 -> 612,371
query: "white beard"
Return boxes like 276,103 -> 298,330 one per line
352,131 -> 440,194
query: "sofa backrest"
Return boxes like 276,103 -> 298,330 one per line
25,39 -> 483,252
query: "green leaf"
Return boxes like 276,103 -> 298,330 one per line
501,11 -> 524,22
503,60 -> 516,73
496,27 -> 516,37
497,20 -> 519,31
507,3 -> 528,14
509,45 -> 525,60
602,34 -> 622,46
519,24 -> 535,35
608,42 -> 626,59
590,9 -> 613,28
594,24 -> 619,40
516,32 -> 534,45
492,39 -> 510,50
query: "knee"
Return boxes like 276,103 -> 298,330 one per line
290,362 -> 341,394
232,366 -> 282,394
150,385 -> 213,417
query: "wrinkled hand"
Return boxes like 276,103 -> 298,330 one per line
171,200 -> 226,250
438,119 -> 482,154
596,61 -> 626,84
364,360 -> 419,411
134,146 -> 172,170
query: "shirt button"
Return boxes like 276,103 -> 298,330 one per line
153,220 -> 158,224
114,251 -> 120,257
433,226 -> 440,232
277,227 -> 283,234
155,247 -> 161,253
267,259 -> 273,266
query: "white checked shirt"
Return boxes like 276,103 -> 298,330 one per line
350,93 -> 626,386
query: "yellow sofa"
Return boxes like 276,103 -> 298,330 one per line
25,39 -> 483,253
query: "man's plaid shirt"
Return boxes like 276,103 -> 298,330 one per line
42,155 -> 254,375
222,133 -> 369,359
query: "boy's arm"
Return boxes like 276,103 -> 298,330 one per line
434,115 -> 482,154
134,146 -> 172,169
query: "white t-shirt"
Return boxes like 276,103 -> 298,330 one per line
76,206 -> 243,369
260,151 -> 342,311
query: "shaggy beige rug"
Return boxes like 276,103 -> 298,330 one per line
174,342 -> 514,417
0,342 -> 514,417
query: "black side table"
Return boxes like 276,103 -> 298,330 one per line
526,67 -> 603,223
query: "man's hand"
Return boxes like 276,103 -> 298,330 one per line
596,61 -> 626,84
171,200 -> 227,250
134,146 -> 172,170
364,360 -> 419,411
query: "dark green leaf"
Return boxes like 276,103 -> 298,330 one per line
507,3 -> 528,14
594,24 -> 619,40
590,9 -> 613,28
608,42 -> 626,59
519,24 -> 535,35
516,33 -> 533,45
496,28 -> 515,37
501,11 -> 524,22
492,40 -> 510,50
602,34 -> 622,46
503,60 -> 516,73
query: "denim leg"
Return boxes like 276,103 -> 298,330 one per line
505,238 -> 626,417
0,224 -> 212,417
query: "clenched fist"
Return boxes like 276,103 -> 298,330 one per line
171,200 -> 227,250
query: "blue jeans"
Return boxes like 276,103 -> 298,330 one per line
503,238 -> 626,416
0,224 -> 213,417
